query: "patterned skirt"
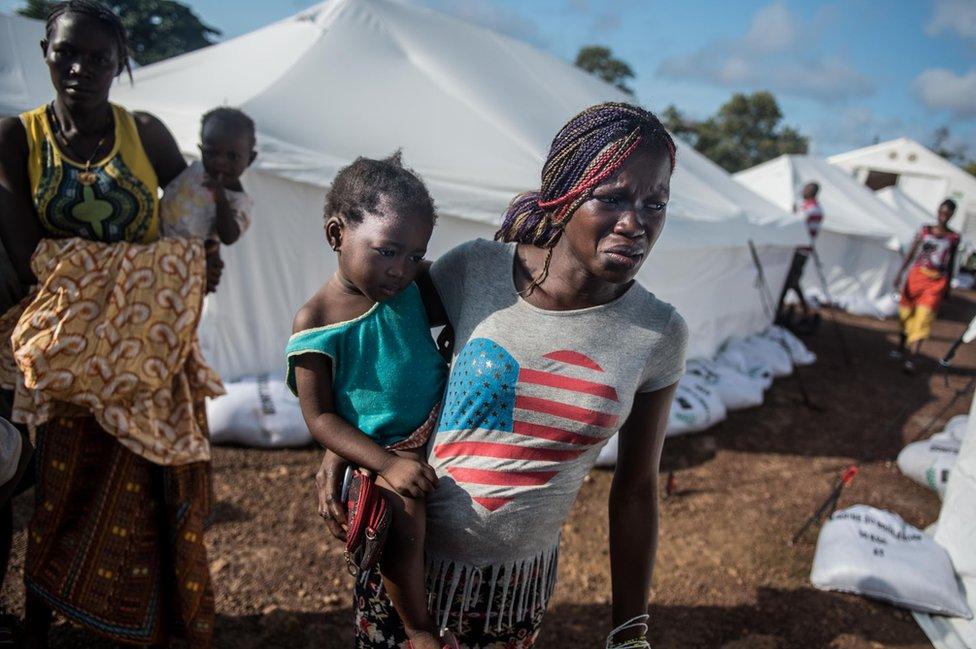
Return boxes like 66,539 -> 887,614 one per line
354,560 -> 550,649
25,416 -> 214,647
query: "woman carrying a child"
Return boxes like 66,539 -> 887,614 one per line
0,1 -> 238,646
308,103 -> 687,648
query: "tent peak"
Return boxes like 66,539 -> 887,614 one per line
292,0 -> 423,30
292,0 -> 351,29
829,137 -> 940,167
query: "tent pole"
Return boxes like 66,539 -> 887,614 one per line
906,328 -> 976,444
789,465 -> 858,545
907,374 -> 975,445
939,314 -> 976,380
894,315 -> 976,445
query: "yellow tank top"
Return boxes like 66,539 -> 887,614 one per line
20,103 -> 159,243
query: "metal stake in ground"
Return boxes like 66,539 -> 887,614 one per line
809,245 -> 853,366
898,313 -> 976,442
908,372 -> 976,445
939,314 -> 976,380
749,240 -> 821,411
790,465 -> 858,545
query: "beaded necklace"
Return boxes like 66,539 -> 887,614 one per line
47,103 -> 114,186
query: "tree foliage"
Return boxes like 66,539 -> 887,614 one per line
662,91 -> 808,173
18,0 -> 220,66
931,127 -> 970,166
929,127 -> 976,179
574,45 -> 635,95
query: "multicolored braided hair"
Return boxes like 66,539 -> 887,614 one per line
496,102 -> 676,250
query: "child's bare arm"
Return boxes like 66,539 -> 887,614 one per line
205,174 -> 242,245
214,196 -> 242,245
293,354 -> 437,498
292,305 -> 438,498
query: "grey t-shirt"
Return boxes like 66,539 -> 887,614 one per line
427,239 -> 687,568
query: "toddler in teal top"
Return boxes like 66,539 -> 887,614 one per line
287,152 -> 452,649
286,282 -> 446,448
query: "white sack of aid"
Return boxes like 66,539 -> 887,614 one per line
810,505 -> 971,618
897,415 -> 968,499
207,375 -> 312,448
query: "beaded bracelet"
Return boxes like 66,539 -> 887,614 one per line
610,640 -> 650,649
605,614 -> 651,649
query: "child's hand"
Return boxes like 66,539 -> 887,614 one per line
202,173 -> 228,203
204,240 -> 223,293
379,455 -> 438,498
316,450 -> 349,541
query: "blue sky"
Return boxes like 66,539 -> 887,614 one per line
5,0 -> 974,157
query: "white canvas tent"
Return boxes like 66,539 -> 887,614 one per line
830,138 -> 976,243
735,154 -> 913,312
913,392 -> 976,648
0,12 -> 48,117
876,186 -> 932,233
114,0 -> 805,381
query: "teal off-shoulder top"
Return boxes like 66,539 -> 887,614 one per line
285,283 -> 447,447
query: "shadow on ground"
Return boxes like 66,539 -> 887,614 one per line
665,293 -> 976,466
36,584 -> 925,649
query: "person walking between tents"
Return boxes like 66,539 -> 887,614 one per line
776,182 -> 824,331
892,199 -> 960,373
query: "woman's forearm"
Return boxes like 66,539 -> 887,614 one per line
608,481 -> 658,639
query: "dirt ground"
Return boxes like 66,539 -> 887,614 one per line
3,292 -> 975,648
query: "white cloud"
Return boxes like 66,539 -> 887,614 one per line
926,0 -> 976,42
913,68 -> 976,119
809,107 -> 904,153
657,2 -> 873,102
563,0 -> 631,34
743,2 -> 799,55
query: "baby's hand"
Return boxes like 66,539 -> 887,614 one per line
202,173 -> 228,202
379,455 -> 438,498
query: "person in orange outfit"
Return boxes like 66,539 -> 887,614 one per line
892,199 -> 960,373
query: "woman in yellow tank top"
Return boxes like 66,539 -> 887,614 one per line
20,102 -> 160,244
0,3 -> 221,647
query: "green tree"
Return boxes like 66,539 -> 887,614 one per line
574,45 -> 635,95
661,104 -> 699,147
932,127 -> 961,163
930,127 -> 976,179
663,91 -> 808,173
19,0 -> 220,66
931,126 -> 970,165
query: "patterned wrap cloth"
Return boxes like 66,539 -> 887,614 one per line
26,414 -> 215,647
0,236 -> 221,646
2,236 -> 223,466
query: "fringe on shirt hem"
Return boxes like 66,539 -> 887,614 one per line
419,542 -> 560,634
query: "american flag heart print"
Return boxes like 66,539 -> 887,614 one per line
433,338 -> 621,512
